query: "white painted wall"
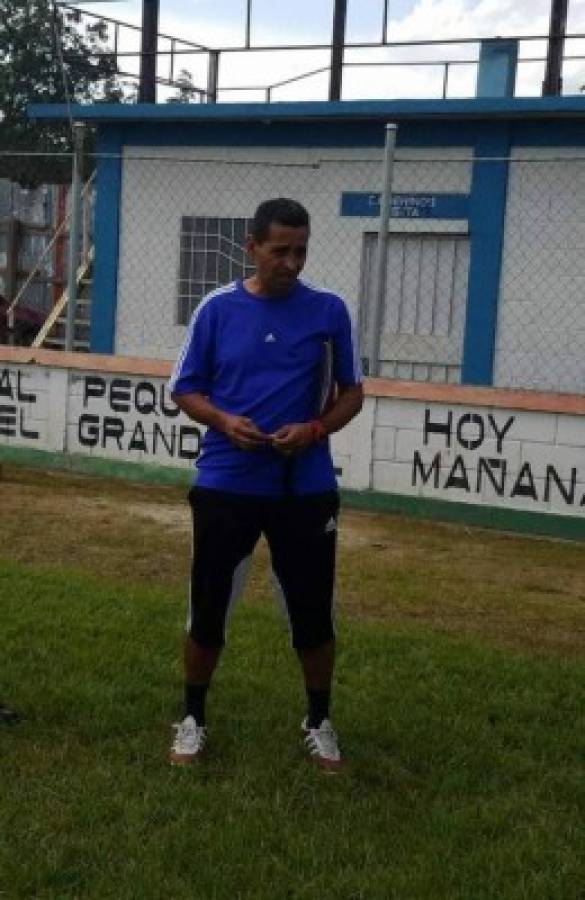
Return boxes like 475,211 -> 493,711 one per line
2,358 -> 583,519
495,148 -> 585,394
114,146 -> 472,361
0,363 -> 196,469
0,361 -> 371,490
373,398 -> 585,516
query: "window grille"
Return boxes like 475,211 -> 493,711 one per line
177,215 -> 255,324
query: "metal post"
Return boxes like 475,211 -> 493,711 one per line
170,38 -> 176,83
207,50 -> 219,103
6,217 -> 19,346
82,177 -> 91,263
368,123 -> 398,378
543,0 -> 569,95
53,185 -> 67,307
65,123 -> 85,353
329,0 -> 347,101
245,0 -> 252,49
139,0 -> 159,103
442,62 -> 450,99
381,0 -> 389,44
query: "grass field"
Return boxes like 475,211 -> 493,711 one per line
1,465 -> 584,899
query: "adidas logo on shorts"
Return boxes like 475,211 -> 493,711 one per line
324,517 -> 337,534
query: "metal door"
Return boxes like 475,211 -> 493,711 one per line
359,232 -> 470,383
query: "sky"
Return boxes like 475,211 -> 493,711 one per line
72,0 -> 585,101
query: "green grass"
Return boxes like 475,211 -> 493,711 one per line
1,558 -> 584,900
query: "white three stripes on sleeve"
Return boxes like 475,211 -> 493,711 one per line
168,282 -> 236,393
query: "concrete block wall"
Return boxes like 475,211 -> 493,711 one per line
1,358 -> 198,471
0,351 -> 372,490
1,350 -> 583,522
372,394 -> 585,517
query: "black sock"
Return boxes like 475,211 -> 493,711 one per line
185,682 -> 209,726
306,689 -> 330,728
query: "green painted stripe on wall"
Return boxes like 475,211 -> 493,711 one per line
1,444 -> 583,541
0,445 -> 192,487
341,489 -> 585,542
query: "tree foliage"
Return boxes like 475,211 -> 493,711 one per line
167,69 -> 198,104
0,0 -> 122,184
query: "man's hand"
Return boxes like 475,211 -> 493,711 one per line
220,413 -> 271,451
271,423 -> 315,456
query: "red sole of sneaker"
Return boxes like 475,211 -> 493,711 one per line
315,759 -> 343,775
169,753 -> 202,766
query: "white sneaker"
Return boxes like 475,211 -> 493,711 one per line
302,718 -> 342,774
169,715 -> 207,765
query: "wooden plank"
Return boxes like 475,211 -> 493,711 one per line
31,247 -> 94,349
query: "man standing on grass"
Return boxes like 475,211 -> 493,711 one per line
168,198 -> 363,773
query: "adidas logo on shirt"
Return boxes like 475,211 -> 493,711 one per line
264,333 -> 277,343
324,517 -> 337,534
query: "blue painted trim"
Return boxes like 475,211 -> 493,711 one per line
114,120 -> 477,148
510,121 -> 585,146
27,95 -> 585,123
90,130 -> 122,353
462,126 -> 511,385
118,121 -> 391,148
104,119 -> 585,153
341,191 -> 470,218
476,39 -> 518,98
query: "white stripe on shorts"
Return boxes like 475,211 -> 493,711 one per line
223,555 -> 253,639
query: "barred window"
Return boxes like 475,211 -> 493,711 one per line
177,215 -> 255,324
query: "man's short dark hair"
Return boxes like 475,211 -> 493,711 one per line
251,198 -> 310,242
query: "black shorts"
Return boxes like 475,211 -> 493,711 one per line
187,486 -> 340,651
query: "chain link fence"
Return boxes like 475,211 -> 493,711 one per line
496,150 -> 585,395
0,180 -> 62,343
0,172 -> 94,349
2,147 -> 585,397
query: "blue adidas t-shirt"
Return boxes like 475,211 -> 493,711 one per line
169,278 -> 362,496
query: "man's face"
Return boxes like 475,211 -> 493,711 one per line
246,222 -> 309,296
